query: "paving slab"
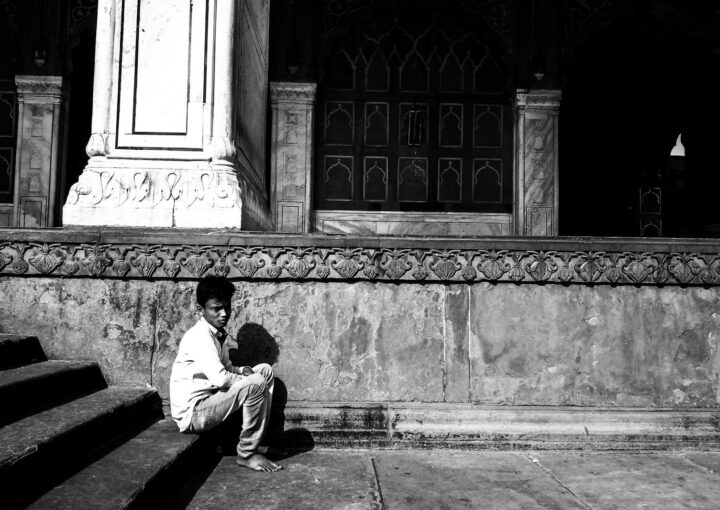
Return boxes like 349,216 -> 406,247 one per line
187,451 -> 380,510
372,450 -> 582,509
532,451 -> 720,509
681,451 -> 720,476
183,449 -> 720,510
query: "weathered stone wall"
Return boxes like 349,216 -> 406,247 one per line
2,277 -> 719,408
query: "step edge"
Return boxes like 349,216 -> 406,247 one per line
0,387 -> 160,468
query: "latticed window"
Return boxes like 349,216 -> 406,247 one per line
316,2 -> 513,212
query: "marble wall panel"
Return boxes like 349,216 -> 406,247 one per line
0,278 -> 157,387
314,211 -> 512,236
2,276 -> 718,408
133,0 -> 190,133
232,282 -> 448,402
116,0 -> 205,150
469,284 -> 720,407
443,286 -> 471,402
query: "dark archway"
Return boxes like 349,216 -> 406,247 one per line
64,15 -> 96,207
560,1 -> 720,237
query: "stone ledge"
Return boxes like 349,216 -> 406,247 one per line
2,228 -> 720,285
280,402 -> 720,450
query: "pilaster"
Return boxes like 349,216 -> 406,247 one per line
13,75 -> 65,227
513,89 -> 561,236
62,0 -> 272,229
270,82 -> 316,233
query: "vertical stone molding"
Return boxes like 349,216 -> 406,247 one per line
13,76 -> 65,227
85,0 -> 115,158
63,0 -> 272,229
270,82 -> 316,233
513,90 -> 561,236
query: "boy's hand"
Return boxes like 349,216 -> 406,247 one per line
239,366 -> 253,376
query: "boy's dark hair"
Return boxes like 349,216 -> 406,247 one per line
196,276 -> 236,306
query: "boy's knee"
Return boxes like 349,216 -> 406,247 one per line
254,363 -> 273,382
245,372 -> 267,391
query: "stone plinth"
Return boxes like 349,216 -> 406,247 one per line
270,82 -> 316,233
13,76 -> 65,227
514,90 -> 561,236
2,228 -> 720,408
62,0 -> 272,229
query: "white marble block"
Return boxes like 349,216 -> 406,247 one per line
63,0 -> 272,229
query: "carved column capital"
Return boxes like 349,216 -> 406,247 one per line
270,82 -> 317,106
15,75 -> 65,103
515,89 -> 562,112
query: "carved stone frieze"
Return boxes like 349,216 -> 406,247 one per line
3,232 -> 720,286
515,91 -> 562,110
65,167 -> 239,210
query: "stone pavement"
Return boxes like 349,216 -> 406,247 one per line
182,449 -> 720,509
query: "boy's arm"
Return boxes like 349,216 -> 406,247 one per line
226,363 -> 253,376
193,336 -> 243,388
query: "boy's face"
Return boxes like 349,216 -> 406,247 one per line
199,297 -> 232,330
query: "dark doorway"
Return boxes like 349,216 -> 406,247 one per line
560,2 -> 720,237
64,23 -> 96,207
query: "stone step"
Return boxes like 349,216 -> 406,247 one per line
0,334 -> 46,370
0,360 -> 107,426
0,386 -> 163,507
26,418 -> 202,510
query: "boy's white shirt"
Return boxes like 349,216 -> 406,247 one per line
169,316 -> 248,432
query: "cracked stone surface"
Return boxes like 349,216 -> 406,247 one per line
2,279 -> 720,407
181,449 -> 720,509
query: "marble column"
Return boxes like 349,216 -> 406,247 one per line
269,82 -> 316,233
13,76 -> 65,227
63,0 -> 272,229
513,90 -> 561,236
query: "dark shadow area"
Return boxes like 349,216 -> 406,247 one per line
223,323 -> 314,459
64,25 -> 95,210
560,1 -> 720,237
161,445 -> 223,510
229,322 -> 281,367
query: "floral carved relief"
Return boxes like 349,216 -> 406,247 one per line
1,235 -> 720,286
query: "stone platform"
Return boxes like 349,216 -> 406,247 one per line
177,448 -> 720,509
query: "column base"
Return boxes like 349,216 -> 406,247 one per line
62,159 -> 246,228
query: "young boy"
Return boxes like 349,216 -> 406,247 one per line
170,276 -> 282,472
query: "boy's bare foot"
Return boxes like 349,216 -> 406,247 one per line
236,453 -> 283,472
258,445 -> 288,458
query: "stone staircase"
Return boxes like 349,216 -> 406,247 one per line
0,334 -> 207,509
